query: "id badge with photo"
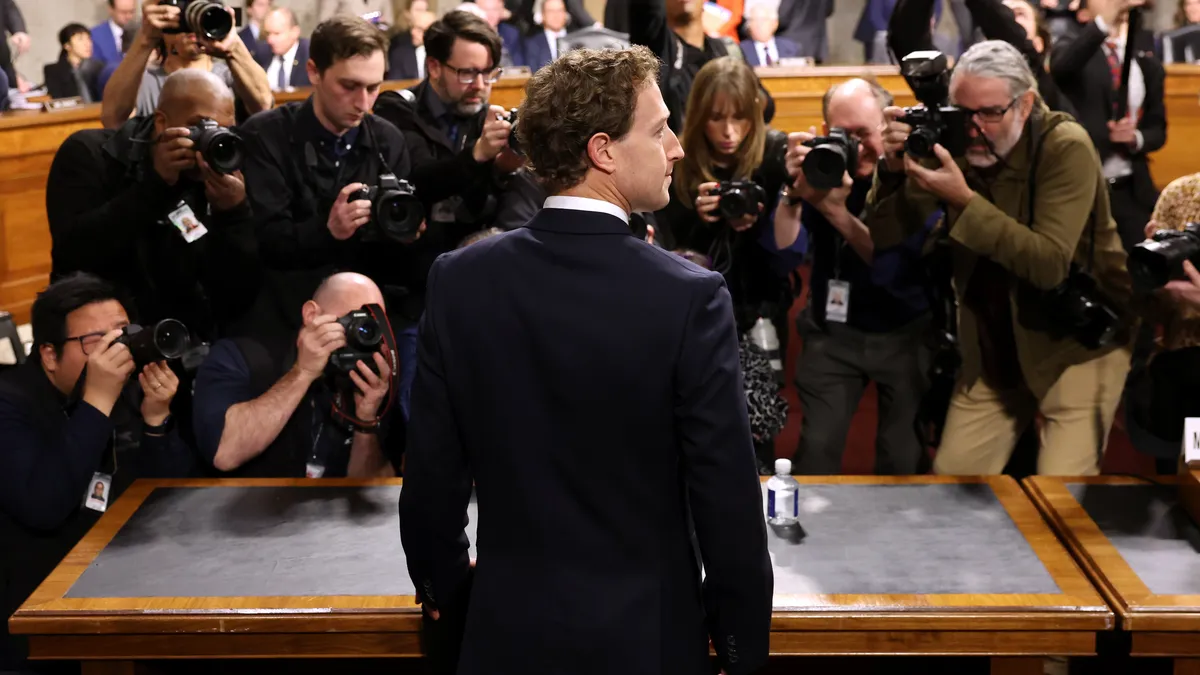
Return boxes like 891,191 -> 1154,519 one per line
430,197 -> 461,224
84,472 -> 112,513
168,202 -> 208,243
306,462 -> 326,479
826,280 -> 851,324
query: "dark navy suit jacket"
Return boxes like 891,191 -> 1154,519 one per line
522,30 -> 565,71
399,203 -> 773,675
254,38 -> 311,88
498,21 -> 525,66
739,37 -> 800,65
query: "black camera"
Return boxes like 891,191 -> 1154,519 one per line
505,107 -> 521,155
326,308 -> 383,378
1128,223 -> 1200,291
900,51 -> 969,159
1041,269 -> 1123,350
716,181 -> 766,220
351,174 -> 424,244
115,319 -> 190,368
802,128 -> 858,190
186,119 -> 242,174
160,0 -> 233,41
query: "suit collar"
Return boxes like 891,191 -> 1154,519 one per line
527,199 -> 633,235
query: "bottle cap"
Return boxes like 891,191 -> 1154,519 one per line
774,458 -> 792,475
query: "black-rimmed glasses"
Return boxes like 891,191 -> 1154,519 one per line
958,96 -> 1020,124
62,331 -> 107,355
441,63 -> 502,85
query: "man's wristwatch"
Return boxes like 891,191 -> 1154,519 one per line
779,184 -> 805,207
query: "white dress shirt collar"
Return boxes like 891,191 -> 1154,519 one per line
109,19 -> 124,46
543,195 -> 630,224
545,27 -> 568,60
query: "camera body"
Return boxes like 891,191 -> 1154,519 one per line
505,107 -> 521,155
187,119 -> 243,174
326,308 -> 383,378
115,319 -> 190,368
716,181 -> 766,220
351,174 -> 424,244
802,128 -> 859,190
1129,222 -> 1200,291
160,0 -> 233,40
899,50 -> 968,159
1042,269 -> 1122,350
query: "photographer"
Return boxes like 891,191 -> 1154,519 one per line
240,15 -> 417,343
0,274 -> 192,672
100,0 -> 272,129
774,78 -> 933,476
867,40 -> 1133,476
48,69 -> 259,344
192,272 -> 399,478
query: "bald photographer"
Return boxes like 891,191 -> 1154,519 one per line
866,41 -> 1134,476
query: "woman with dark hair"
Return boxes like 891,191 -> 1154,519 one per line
43,23 -> 103,101
888,0 -> 1076,116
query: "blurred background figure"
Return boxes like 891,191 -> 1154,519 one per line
43,23 -> 101,101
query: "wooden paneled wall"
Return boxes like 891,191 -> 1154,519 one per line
2,65 -> 1199,323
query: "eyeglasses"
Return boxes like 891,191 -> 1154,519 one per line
441,63 -> 502,85
959,96 -> 1020,124
842,121 -> 888,143
62,331 -> 107,355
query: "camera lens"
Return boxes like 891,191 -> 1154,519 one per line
206,133 -> 243,174
376,192 -> 423,243
804,145 -> 848,190
718,191 -> 748,220
906,128 -> 939,158
152,319 -> 190,360
188,1 -> 233,40
347,317 -> 382,349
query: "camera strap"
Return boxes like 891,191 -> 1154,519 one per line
1025,116 -> 1094,272
328,303 -> 401,434
361,117 -> 393,180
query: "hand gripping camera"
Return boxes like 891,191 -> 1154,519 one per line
323,304 -> 400,432
115,319 -> 190,368
716,181 -> 767,220
899,51 -> 969,159
160,0 -> 234,41
802,128 -> 858,190
351,174 -> 425,244
186,119 -> 243,174
1129,223 -> 1200,292
504,107 -> 522,155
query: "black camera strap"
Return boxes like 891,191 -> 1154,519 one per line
328,303 -> 401,434
361,117 -> 393,180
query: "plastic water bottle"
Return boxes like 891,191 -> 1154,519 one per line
748,317 -> 784,385
766,458 -> 799,526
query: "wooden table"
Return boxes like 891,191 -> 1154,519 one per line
1025,476 -> 1200,675
9,475 -> 1111,674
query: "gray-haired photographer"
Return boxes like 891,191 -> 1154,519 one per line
866,40 -> 1135,476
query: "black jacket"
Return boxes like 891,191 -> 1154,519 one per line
0,359 -> 192,671
372,81 -> 508,319
386,30 -> 422,81
46,116 -> 260,343
42,55 -> 102,102
1051,22 -> 1166,209
0,0 -> 24,86
239,98 -> 413,333
399,207 -> 773,675
628,0 -> 775,134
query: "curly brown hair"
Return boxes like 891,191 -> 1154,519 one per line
516,45 -> 663,195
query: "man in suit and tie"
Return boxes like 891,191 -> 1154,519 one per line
257,7 -> 311,91
523,0 -> 572,70
238,0 -> 274,62
740,0 -> 799,65
90,0 -> 136,67
399,44 -> 773,675
1051,0 -> 1165,254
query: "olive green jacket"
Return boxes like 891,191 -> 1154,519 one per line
864,107 -> 1133,398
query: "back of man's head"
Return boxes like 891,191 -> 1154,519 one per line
425,10 -> 502,66
518,45 -> 669,200
157,68 -> 235,124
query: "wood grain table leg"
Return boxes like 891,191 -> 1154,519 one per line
1175,657 -> 1200,675
990,657 -> 1044,675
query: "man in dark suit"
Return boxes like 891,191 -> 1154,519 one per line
399,44 -> 773,675
256,7 -> 311,90
739,1 -> 799,65
1051,0 -> 1165,253
44,24 -> 104,102
776,0 -> 834,62
0,0 -> 29,89
238,0 -> 274,63
522,0 -> 572,70
90,0 -> 135,67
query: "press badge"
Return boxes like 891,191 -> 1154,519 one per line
305,463 -> 326,479
168,203 -> 208,243
430,197 -> 460,224
826,280 -> 850,323
84,472 -> 112,512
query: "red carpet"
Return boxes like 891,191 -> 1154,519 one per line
772,266 -> 1155,475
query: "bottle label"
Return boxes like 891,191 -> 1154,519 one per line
768,487 -> 777,518
768,487 -> 796,519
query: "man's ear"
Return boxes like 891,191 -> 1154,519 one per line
305,59 -> 319,85
39,344 -> 58,374
300,300 -> 320,326
586,133 -> 617,175
821,121 -> 830,136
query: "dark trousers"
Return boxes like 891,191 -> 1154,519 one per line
793,313 -> 931,475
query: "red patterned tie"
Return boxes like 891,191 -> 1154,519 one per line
1105,40 -> 1122,89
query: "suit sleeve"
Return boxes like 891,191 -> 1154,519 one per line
399,257 -> 473,619
1136,58 -> 1166,155
964,0 -> 1043,70
629,0 -> 673,63
3,0 -> 25,35
566,0 -> 596,26
675,274 -> 773,675
887,0 -> 936,62
1051,21 -> 1107,84
47,133 -> 185,276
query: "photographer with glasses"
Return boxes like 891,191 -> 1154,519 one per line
192,272 -> 400,478
0,274 -> 192,673
774,78 -> 934,476
866,41 -> 1133,476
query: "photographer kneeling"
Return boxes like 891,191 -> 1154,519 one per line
867,41 -> 1134,476
775,78 -> 933,476
192,272 -> 401,478
0,273 -> 193,672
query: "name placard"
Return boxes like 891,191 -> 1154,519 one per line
42,97 -> 83,112
1183,418 -> 1200,467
